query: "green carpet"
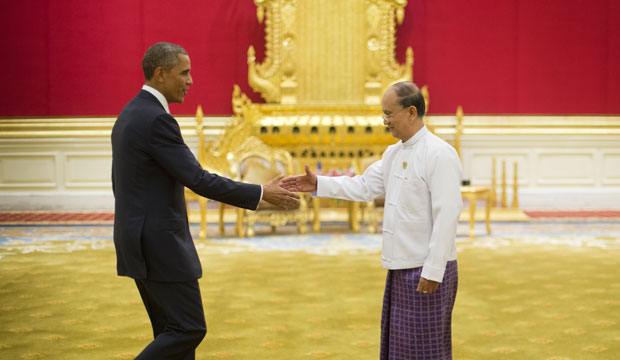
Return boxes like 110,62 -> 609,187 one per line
1,228 -> 620,359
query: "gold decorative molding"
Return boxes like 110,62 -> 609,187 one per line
439,116 -> 620,136
0,117 -> 228,139
229,87 -> 399,163
2,116 -> 620,139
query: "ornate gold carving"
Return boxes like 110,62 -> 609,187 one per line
248,0 -> 413,105
512,162 -> 519,209
455,105 -> 463,159
364,0 -> 413,104
185,105 -> 230,241
421,85 -> 433,132
248,46 -> 280,102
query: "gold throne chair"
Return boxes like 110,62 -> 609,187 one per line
185,106 -> 238,241
228,0 -> 415,232
228,136 -> 310,237
188,91 -> 313,238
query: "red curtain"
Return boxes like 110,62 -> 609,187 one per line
1,0 -> 618,116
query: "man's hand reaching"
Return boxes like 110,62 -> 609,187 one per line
280,165 -> 318,193
262,174 -> 301,210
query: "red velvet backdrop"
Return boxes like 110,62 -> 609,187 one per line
1,0 -> 618,116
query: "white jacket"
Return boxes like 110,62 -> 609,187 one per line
316,126 -> 463,282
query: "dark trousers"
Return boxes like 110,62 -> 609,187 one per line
134,279 -> 207,360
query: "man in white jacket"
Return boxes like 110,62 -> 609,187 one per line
281,81 -> 463,360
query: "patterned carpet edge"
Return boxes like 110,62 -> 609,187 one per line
1,210 -> 620,225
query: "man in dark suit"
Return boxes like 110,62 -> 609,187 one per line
111,42 -> 300,360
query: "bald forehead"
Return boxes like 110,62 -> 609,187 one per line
382,87 -> 398,107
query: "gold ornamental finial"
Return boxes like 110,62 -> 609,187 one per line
396,7 -> 405,24
195,105 -> 205,164
512,162 -> 519,208
501,160 -> 507,208
421,85 -> 429,113
455,106 -> 463,159
248,45 -> 279,102
491,157 -> 497,207
257,5 -> 265,23
195,105 -> 203,126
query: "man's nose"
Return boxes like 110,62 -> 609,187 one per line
187,75 -> 193,85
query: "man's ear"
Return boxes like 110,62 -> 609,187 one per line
409,105 -> 418,119
152,67 -> 165,83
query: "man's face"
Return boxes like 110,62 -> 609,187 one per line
381,88 -> 415,141
160,54 -> 192,104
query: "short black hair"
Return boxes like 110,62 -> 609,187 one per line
142,42 -> 188,81
392,81 -> 425,118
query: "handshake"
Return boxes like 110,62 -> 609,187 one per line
261,165 -> 318,210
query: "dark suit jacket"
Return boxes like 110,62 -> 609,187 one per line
111,90 -> 261,281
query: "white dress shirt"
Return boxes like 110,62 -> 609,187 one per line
142,85 -> 170,114
316,126 -> 463,282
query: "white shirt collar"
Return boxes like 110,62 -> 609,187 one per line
402,125 -> 428,148
142,85 -> 170,114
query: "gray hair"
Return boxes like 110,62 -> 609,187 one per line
391,81 -> 425,118
142,42 -> 188,81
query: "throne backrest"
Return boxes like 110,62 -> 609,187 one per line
249,0 -> 413,106
228,136 -> 294,182
228,136 -> 299,210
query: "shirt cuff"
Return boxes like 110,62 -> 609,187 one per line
421,264 -> 446,283
310,176 -> 323,197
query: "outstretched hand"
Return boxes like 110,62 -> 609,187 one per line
262,174 -> 301,210
280,165 -> 318,193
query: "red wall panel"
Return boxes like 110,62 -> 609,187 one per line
2,0 -> 50,116
47,0 -> 144,116
0,0 -> 618,116
608,0 -> 620,113
420,0 -> 520,114
515,0 -> 609,114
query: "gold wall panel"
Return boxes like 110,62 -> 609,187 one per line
296,0 -> 365,104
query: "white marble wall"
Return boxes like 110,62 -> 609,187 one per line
1,116 -> 619,210
459,136 -> 620,209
